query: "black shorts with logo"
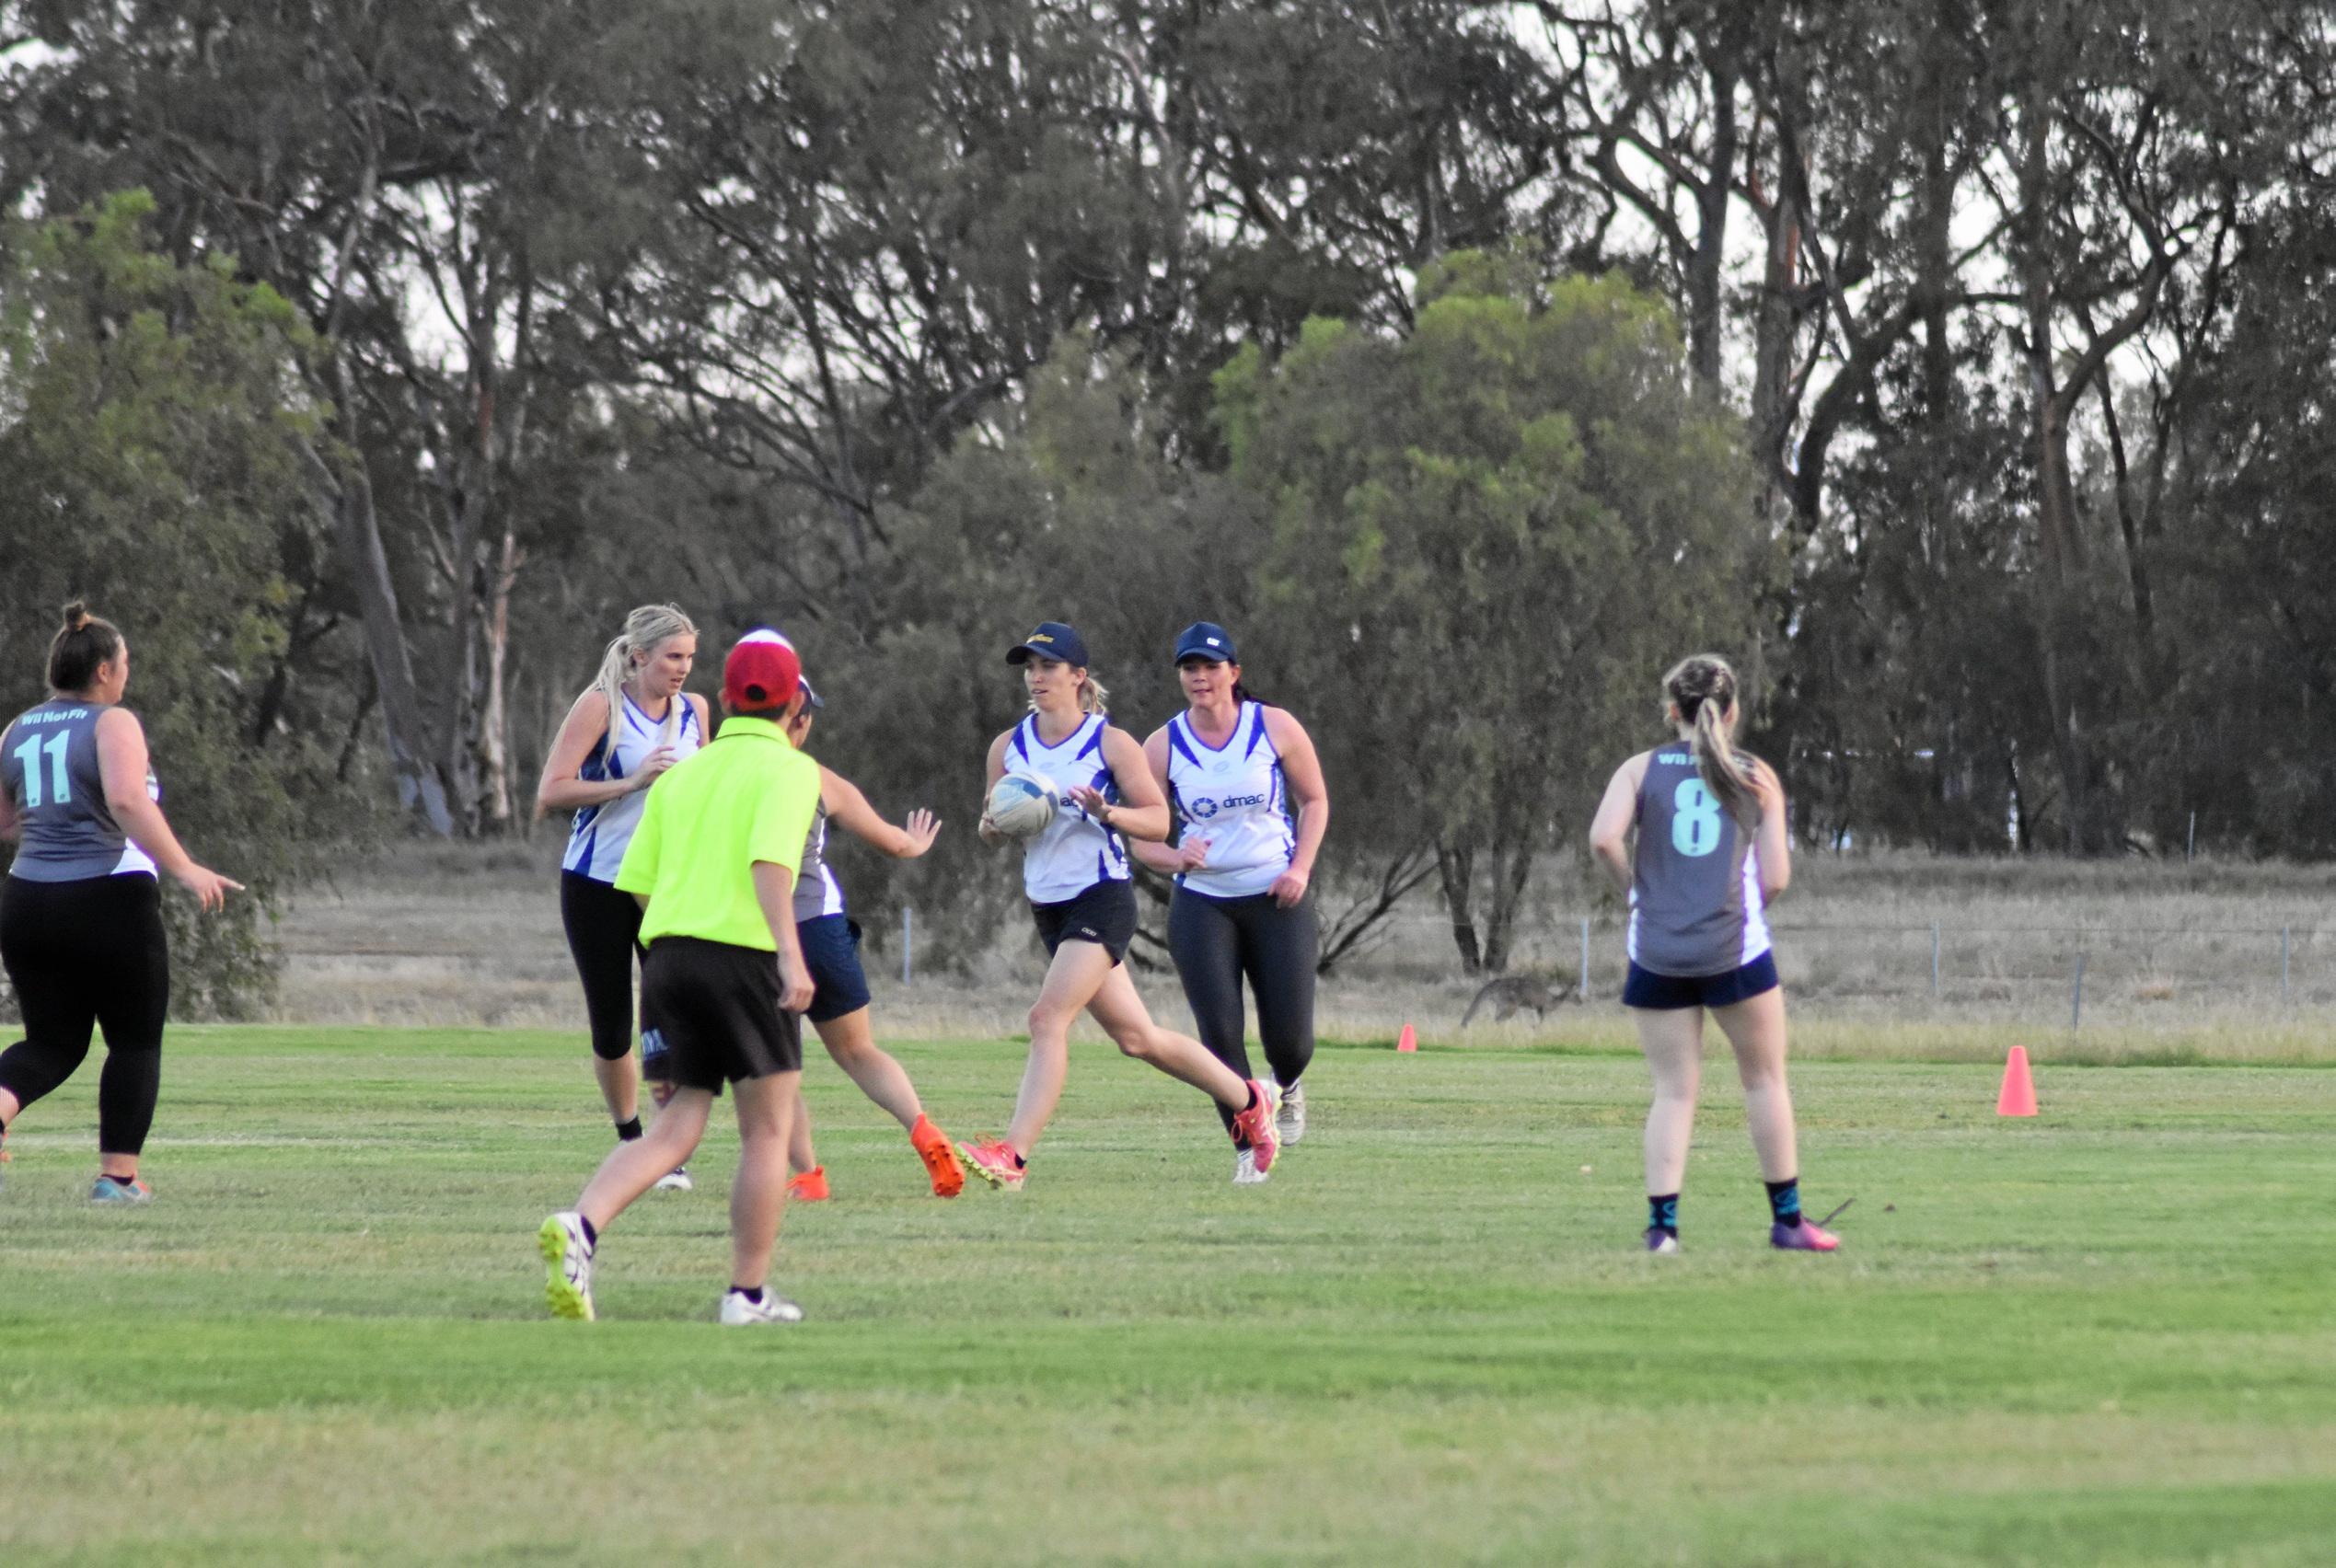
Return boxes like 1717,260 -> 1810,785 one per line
1030,877 -> 1139,967
639,936 -> 803,1091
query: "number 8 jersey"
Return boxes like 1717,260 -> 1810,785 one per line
1628,747 -> 1770,977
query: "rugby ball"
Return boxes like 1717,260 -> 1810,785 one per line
987,770 -> 1060,840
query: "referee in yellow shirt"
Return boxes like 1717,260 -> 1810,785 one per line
538,629 -> 823,1325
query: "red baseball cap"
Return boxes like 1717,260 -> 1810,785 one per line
723,629 -> 801,712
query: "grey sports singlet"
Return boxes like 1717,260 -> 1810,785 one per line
3,698 -> 158,882
1627,747 -> 1770,976
792,795 -> 846,922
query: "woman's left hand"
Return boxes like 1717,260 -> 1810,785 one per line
1267,867 -> 1310,908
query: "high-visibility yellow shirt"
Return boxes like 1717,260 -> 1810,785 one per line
615,715 -> 820,951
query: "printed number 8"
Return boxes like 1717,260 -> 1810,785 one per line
1671,778 -> 1722,858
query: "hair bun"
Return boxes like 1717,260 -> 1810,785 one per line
61,599 -> 89,632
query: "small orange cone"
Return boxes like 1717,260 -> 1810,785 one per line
1996,1045 -> 2038,1117
1396,1022 -> 1417,1054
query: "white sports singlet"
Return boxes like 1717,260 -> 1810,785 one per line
1006,712 -> 1128,903
561,691 -> 704,882
1164,702 -> 1295,899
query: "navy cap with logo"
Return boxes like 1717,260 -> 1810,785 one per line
795,674 -> 826,711
1005,621 -> 1090,667
1173,621 -> 1238,663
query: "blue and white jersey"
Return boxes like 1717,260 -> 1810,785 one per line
2,699 -> 158,882
1626,747 -> 1771,976
1006,712 -> 1128,904
561,692 -> 704,883
1164,702 -> 1294,900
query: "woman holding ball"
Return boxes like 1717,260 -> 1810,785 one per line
956,621 -> 1280,1190
1131,622 -> 1328,1183
536,604 -> 710,1168
0,603 -> 242,1203
1587,653 -> 1836,1254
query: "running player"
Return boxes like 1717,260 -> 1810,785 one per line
956,622 -> 1280,1190
0,604 -> 241,1202
1131,622 -> 1328,1183
538,629 -> 822,1325
1587,653 -> 1837,1254
534,604 -> 709,1178
775,677 -> 966,1201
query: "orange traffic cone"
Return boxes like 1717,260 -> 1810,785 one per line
1396,1022 -> 1417,1054
1996,1045 -> 2038,1117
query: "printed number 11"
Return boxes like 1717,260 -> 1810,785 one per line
12,732 -> 70,809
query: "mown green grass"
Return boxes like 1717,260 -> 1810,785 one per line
4,1026 -> 2333,1565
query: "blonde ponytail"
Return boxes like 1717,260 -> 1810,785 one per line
1663,653 -> 1758,828
1079,671 -> 1110,716
592,603 -> 697,767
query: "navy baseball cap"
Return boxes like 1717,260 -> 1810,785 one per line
1006,621 -> 1090,667
796,674 -> 826,710
1173,622 -> 1238,663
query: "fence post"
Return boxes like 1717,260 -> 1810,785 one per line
2282,925 -> 2291,1000
902,906 -> 914,987
1579,917 -> 1591,1002
1931,922 -> 1941,999
2187,812 -> 2196,861
2070,952 -> 2086,1030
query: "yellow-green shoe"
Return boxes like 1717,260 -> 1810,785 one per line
538,1212 -> 596,1320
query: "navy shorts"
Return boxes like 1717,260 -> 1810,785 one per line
1031,878 -> 1139,966
799,913 -> 873,1024
1622,951 -> 1780,1010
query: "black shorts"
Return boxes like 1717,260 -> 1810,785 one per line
638,937 -> 802,1091
1622,951 -> 1780,1010
799,913 -> 873,1023
1031,878 -> 1139,966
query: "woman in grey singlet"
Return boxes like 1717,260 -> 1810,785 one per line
1588,654 -> 1837,1256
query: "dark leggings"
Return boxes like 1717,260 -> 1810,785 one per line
0,873 -> 170,1156
561,870 -> 646,1061
1166,885 -> 1317,1132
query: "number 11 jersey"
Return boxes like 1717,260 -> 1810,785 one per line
1628,747 -> 1769,977
2,698 -> 157,882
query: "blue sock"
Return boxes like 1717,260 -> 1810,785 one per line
1765,1177 -> 1802,1226
1648,1193 -> 1679,1237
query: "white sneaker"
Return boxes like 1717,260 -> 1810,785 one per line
538,1212 -> 596,1321
720,1288 -> 804,1326
653,1165 -> 693,1192
1276,1080 -> 1306,1145
1232,1146 -> 1270,1185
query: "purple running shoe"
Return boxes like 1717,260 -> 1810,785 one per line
1645,1228 -> 1680,1254
1770,1218 -> 1839,1251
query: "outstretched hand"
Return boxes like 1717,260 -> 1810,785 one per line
900,808 -> 942,858
176,862 -> 244,913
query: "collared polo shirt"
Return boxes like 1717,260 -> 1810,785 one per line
615,713 -> 820,951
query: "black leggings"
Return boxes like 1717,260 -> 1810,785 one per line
561,871 -> 646,1061
1166,886 -> 1317,1132
0,873 -> 170,1156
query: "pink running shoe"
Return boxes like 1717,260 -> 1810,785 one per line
1229,1079 -> 1281,1174
958,1138 -> 1025,1192
1771,1218 -> 1840,1251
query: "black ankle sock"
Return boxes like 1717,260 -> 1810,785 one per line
730,1285 -> 764,1304
1765,1177 -> 1802,1226
1012,1151 -> 1026,1170
578,1216 -> 597,1248
103,1173 -> 138,1188
1243,1084 -> 1260,1112
1648,1193 -> 1679,1236
615,1116 -> 643,1142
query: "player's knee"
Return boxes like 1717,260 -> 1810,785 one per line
1026,1004 -> 1074,1044
1108,1023 -> 1156,1061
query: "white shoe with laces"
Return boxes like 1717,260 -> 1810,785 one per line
653,1165 -> 693,1192
1275,1079 -> 1306,1144
720,1288 -> 804,1326
538,1212 -> 596,1321
1232,1146 -> 1270,1185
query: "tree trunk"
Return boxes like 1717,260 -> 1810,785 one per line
1435,839 -> 1483,974
1685,55 -> 1739,389
1477,839 -> 1537,974
476,525 -> 522,833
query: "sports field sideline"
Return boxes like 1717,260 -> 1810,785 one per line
3,1026 -> 2332,1565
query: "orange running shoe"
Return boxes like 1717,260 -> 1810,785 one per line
910,1114 -> 966,1198
957,1137 -> 1025,1192
787,1166 -> 830,1202
1230,1079 -> 1281,1174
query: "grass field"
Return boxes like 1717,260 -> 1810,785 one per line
4,1026 -> 2333,1564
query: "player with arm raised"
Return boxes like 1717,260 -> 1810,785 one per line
1131,622 -> 1328,1183
1587,653 -> 1836,1256
774,678 -> 966,1201
537,630 -> 823,1325
0,603 -> 241,1203
954,622 -> 1280,1191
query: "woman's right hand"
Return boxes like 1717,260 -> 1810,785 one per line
175,862 -> 245,913
977,810 -> 1004,847
632,745 -> 677,789
1170,838 -> 1210,873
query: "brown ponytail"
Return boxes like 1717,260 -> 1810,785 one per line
1662,653 -> 1758,828
49,601 -> 124,694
